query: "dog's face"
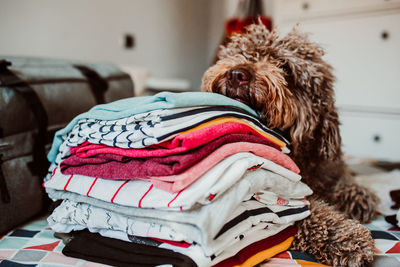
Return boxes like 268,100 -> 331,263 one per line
202,23 -> 341,161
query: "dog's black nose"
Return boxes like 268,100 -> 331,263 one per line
227,68 -> 252,88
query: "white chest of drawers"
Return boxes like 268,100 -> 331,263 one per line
270,0 -> 400,161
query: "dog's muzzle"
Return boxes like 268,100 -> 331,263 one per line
226,67 -> 253,106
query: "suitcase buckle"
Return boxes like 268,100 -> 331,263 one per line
0,142 -> 13,151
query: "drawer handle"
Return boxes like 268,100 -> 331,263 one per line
373,134 -> 382,143
302,2 -> 310,10
381,31 -> 389,40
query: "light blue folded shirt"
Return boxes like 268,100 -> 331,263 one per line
47,91 -> 258,163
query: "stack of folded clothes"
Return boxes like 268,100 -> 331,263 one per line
43,91 -> 313,267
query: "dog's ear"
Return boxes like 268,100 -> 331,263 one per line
315,62 -> 342,161
289,72 -> 342,161
290,99 -> 342,161
281,28 -> 342,161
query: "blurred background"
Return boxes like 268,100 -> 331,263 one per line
1,0 -> 399,162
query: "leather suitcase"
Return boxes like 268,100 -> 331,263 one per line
0,57 -> 134,234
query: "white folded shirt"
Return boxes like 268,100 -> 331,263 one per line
44,152 -> 309,211
48,195 -> 309,258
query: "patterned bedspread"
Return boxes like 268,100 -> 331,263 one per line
1,215 -> 399,267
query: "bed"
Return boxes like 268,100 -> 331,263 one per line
1,165 -> 400,267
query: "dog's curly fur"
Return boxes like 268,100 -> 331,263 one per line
201,23 -> 379,266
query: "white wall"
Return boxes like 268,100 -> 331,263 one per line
0,0 -> 213,90
206,0 -> 225,67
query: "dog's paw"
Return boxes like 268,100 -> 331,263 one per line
333,182 -> 379,223
292,199 -> 375,267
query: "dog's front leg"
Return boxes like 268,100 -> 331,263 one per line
301,161 -> 379,223
331,174 -> 380,224
291,197 -> 375,267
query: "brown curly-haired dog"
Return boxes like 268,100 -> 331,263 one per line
201,23 -> 379,266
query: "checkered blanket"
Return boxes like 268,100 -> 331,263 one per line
1,216 -> 399,267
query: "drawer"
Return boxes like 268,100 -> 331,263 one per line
339,111 -> 400,161
278,12 -> 400,111
273,0 -> 400,23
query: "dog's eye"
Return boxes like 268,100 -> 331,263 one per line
280,64 -> 289,73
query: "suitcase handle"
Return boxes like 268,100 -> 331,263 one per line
74,65 -> 108,104
0,60 -> 12,71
